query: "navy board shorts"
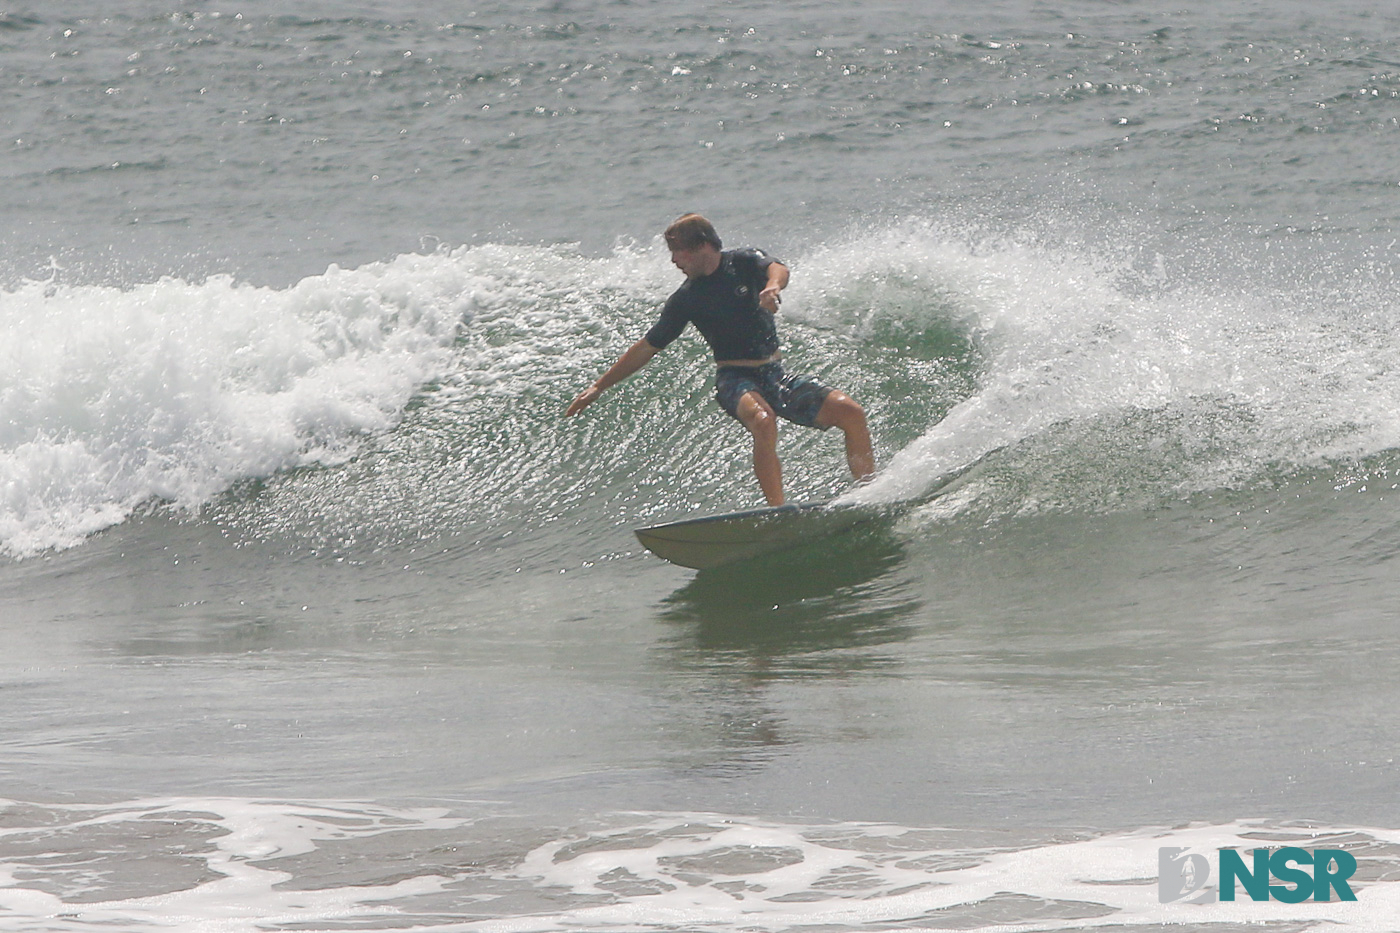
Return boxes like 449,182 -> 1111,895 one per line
715,362 -> 832,429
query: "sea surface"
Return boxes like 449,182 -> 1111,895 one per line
3,1 -> 1400,930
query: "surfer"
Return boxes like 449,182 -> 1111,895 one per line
566,213 -> 874,506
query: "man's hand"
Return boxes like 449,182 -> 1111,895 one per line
564,340 -> 659,417
759,261 -> 789,313
759,285 -> 782,313
565,385 -> 602,416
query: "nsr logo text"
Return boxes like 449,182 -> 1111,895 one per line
1159,847 -> 1358,903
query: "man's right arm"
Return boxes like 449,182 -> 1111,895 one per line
565,339 -> 660,416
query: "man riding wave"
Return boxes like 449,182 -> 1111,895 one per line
566,214 -> 874,506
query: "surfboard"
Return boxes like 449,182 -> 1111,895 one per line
634,501 -> 876,570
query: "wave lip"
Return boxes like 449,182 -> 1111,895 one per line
0,254 -> 471,558
820,223 -> 1400,520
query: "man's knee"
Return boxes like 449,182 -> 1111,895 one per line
817,391 -> 866,431
737,392 -> 778,437
737,390 -> 771,419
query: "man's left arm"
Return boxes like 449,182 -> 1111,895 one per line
758,261 -> 789,313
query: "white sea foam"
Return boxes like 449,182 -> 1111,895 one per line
0,798 -> 1396,932
792,223 -> 1400,512
0,244 -> 674,559
0,257 -> 477,556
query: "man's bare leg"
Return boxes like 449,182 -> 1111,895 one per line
736,391 -> 784,506
816,391 -> 875,482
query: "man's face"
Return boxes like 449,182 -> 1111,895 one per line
669,243 -> 718,279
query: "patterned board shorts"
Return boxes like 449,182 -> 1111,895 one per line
714,362 -> 832,430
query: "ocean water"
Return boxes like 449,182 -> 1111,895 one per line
3,1 -> 1400,930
